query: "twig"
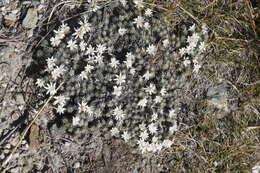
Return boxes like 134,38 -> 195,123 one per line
1,81 -> 64,169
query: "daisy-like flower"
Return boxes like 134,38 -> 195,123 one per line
46,56 -> 56,70
50,36 -> 61,47
145,8 -> 153,17
144,83 -> 156,95
138,97 -> 147,108
94,54 -> 104,64
160,87 -> 167,96
118,27 -> 127,36
113,106 -> 125,121
85,44 -> 95,55
73,26 -> 86,39
154,95 -> 162,104
72,116 -> 80,126
111,127 -> 120,136
143,70 -> 153,80
84,64 -> 94,74
126,52 -> 135,60
56,105 -> 66,114
51,65 -> 66,80
193,61 -> 201,73
138,140 -> 149,154
162,139 -> 173,148
179,47 -> 186,57
198,41 -> 206,53
140,129 -> 149,141
169,109 -> 177,119
133,0 -> 144,8
151,112 -> 158,121
133,16 -> 144,28
169,121 -> 178,134
110,57 -> 120,68
54,29 -> 65,40
113,86 -> 122,97
114,73 -> 126,85
146,44 -> 157,56
36,78 -> 45,88
79,71 -> 88,80
124,58 -> 133,68
119,0 -> 127,7
122,131 -> 131,142
45,82 -> 56,95
78,100 -> 87,113
67,39 -> 77,51
96,43 -> 106,54
139,122 -> 146,131
163,39 -> 170,47
148,123 -> 157,134
79,41 -> 87,51
143,22 -> 150,30
79,18 -> 92,33
183,58 -> 191,67
188,23 -> 196,32
60,23 -> 70,34
53,95 -> 68,106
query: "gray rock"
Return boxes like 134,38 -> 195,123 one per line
22,8 -> 38,28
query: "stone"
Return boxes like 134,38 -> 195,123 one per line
22,8 -> 38,29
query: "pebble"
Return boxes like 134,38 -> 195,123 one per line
22,8 -> 38,28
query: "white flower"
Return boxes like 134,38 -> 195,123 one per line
46,56 -> 56,70
199,41 -> 206,53
73,26 -> 86,39
60,23 -> 70,34
78,100 -> 87,113
96,43 -> 106,54
148,123 -> 157,134
79,41 -> 87,51
118,27 -> 127,36
111,127 -> 120,136
188,23 -> 196,32
85,45 -> 95,55
169,109 -> 177,119
179,47 -> 186,57
45,82 -> 56,95
144,83 -> 156,95
138,97 -> 147,108
56,105 -> 66,114
67,39 -> 77,51
133,0 -> 144,8
160,87 -> 167,96
163,39 -> 170,47
145,8 -> 153,17
79,18 -> 92,32
252,165 -> 260,173
202,23 -> 208,35
113,86 -> 122,97
124,58 -> 133,68
122,131 -> 131,142
162,139 -> 173,148
140,130 -> 149,140
130,68 -> 136,75
84,64 -> 94,74
94,54 -> 104,64
126,52 -> 135,60
143,70 -> 153,80
138,140 -> 149,154
133,16 -> 144,28
79,71 -> 88,80
72,116 -> 80,126
53,95 -> 68,106
151,112 -> 158,121
183,58 -> 191,67
193,62 -> 201,73
154,95 -> 162,104
119,0 -> 127,7
187,33 -> 200,46
50,36 -> 61,47
51,65 -> 66,80
114,73 -> 126,85
54,29 -> 65,40
139,122 -> 146,131
110,57 -> 120,68
144,22 -> 150,30
146,44 -> 157,56
113,106 -> 125,121
169,120 -> 178,134
36,79 -> 45,88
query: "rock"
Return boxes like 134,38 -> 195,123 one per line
22,8 -> 38,28
207,83 -> 229,112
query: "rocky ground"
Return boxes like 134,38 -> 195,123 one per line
0,0 -> 260,173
